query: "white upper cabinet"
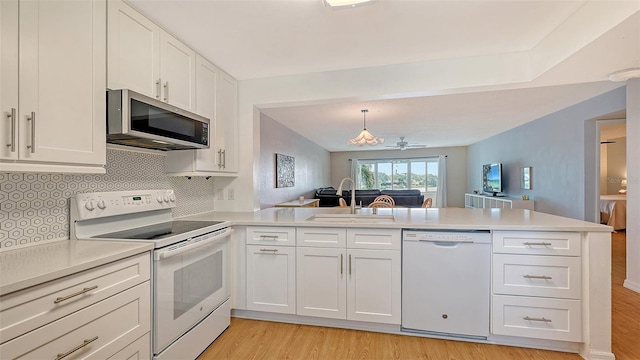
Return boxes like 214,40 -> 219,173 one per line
107,0 -> 195,111
0,0 -> 106,173
107,0 -> 160,98
165,55 -> 238,176
159,31 -> 196,112
215,71 -> 238,173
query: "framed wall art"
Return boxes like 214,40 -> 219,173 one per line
521,166 -> 532,190
276,153 -> 295,188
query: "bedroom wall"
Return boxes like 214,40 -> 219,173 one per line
467,86 -> 626,220
259,113 -> 330,208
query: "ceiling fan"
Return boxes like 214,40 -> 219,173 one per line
385,137 -> 427,150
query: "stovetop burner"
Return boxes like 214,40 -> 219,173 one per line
92,220 -> 226,241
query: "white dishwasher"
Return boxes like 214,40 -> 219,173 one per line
402,229 -> 491,338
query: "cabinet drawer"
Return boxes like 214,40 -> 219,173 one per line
0,282 -> 150,359
297,227 -> 347,248
0,253 -> 150,343
246,226 -> 296,246
493,254 -> 581,299
492,295 -> 581,342
107,333 -> 150,360
493,231 -> 581,256
347,228 -> 400,250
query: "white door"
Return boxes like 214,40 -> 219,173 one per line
159,31 -> 196,111
346,249 -> 401,324
246,245 -> 296,314
0,0 -> 18,161
296,247 -> 346,319
215,71 -> 237,172
18,0 -> 105,165
194,55 -> 219,171
107,0 -> 160,98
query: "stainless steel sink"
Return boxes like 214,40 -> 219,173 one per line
305,214 -> 395,223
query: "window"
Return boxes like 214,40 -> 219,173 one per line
354,157 -> 440,194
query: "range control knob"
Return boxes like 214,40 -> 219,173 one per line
163,195 -> 170,203
97,200 -> 106,210
157,196 -> 164,204
85,201 -> 95,211
169,194 -> 176,202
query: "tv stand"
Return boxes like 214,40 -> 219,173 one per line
465,193 -> 534,210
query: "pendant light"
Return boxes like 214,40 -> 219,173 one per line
348,109 -> 384,146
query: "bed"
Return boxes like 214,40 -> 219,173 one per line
600,194 -> 626,230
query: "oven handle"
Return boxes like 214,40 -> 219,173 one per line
156,228 -> 233,260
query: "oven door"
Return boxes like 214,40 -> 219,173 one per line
153,228 -> 232,353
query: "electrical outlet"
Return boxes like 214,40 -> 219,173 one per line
216,189 -> 224,200
227,188 -> 235,200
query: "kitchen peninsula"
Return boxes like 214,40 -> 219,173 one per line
184,207 -> 613,360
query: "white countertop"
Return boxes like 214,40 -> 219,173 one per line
0,239 -> 153,295
181,207 -> 612,232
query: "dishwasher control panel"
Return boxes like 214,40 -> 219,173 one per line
402,230 -> 491,243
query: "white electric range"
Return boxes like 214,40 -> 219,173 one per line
70,190 -> 232,360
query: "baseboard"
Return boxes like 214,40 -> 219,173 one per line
623,279 -> 640,293
583,350 -> 616,360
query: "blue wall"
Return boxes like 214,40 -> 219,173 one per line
468,86 -> 626,220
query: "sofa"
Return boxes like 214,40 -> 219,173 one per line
314,187 -> 424,208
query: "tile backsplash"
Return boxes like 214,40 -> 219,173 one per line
0,148 -> 215,250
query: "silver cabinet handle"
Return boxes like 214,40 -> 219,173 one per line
6,108 -> 16,152
340,253 -> 343,275
217,149 -> 223,169
55,336 -> 99,360
221,149 -> 226,169
27,111 -> 35,153
259,235 -> 279,240
155,79 -> 161,99
523,242 -> 552,246
260,248 -> 278,253
163,81 -> 169,102
349,254 -> 352,275
54,285 -> 98,304
523,274 -> 552,280
523,316 -> 552,323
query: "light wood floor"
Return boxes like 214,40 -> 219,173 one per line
199,231 -> 639,360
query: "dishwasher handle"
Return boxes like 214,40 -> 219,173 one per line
418,238 -> 475,244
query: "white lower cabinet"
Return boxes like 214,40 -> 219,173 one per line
491,231 -> 582,342
246,244 -> 296,314
296,246 -> 346,319
0,253 -> 151,359
346,248 -> 401,324
296,228 -> 401,325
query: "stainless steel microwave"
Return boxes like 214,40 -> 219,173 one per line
107,89 -> 210,151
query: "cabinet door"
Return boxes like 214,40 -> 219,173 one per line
215,71 -> 238,172
346,249 -> 401,324
107,0 -> 160,98
296,247 -> 346,319
193,55 -> 219,171
246,245 -> 296,314
18,0 -> 105,165
0,0 -> 18,161
159,31 -> 196,111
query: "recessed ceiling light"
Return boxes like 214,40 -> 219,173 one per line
608,67 -> 640,82
323,0 -> 374,8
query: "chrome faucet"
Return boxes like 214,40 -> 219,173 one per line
336,177 -> 357,214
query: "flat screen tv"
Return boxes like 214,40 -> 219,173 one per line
482,163 -> 502,195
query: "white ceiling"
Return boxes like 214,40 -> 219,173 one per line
128,0 -> 639,152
